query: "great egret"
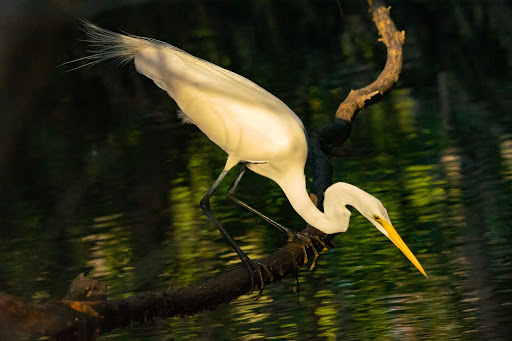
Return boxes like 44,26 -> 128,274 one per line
72,22 -> 427,292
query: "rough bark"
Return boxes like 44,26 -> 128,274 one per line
309,0 -> 404,204
336,0 -> 404,123
0,0 -> 403,339
0,227 -> 329,339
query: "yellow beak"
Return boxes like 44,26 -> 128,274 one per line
377,217 -> 427,277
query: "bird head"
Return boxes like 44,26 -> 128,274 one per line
360,204 -> 427,278
326,182 -> 427,277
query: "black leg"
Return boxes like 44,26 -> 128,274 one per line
227,164 -> 326,270
200,168 -> 267,295
227,164 -> 297,235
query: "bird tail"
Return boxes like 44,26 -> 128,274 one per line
63,21 -> 170,71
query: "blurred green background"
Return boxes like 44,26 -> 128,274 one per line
1,0 -> 512,339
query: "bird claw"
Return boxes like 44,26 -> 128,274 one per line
287,231 -> 328,270
242,257 -> 274,299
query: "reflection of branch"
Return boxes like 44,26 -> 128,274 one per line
0,1 -> 403,339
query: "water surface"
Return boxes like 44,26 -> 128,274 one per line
1,1 -> 511,339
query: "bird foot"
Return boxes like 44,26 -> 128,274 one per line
287,231 -> 328,270
241,256 -> 274,299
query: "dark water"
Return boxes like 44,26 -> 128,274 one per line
1,1 -> 512,340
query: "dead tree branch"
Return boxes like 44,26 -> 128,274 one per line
0,0 -> 403,339
309,0 -> 404,206
336,0 -> 405,123
0,227 -> 328,339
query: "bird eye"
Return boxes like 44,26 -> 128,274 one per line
373,214 -> 380,220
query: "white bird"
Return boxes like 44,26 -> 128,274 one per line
72,22 -> 427,293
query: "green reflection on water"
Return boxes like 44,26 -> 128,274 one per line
85,214 -> 136,299
1,1 -> 512,340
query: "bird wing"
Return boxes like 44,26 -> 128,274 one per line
133,45 -> 307,160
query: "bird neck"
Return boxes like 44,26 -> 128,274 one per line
277,172 -> 347,234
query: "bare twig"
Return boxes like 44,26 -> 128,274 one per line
336,0 -> 405,123
308,0 -> 404,207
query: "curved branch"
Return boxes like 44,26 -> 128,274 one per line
311,0 -> 404,159
308,0 -> 403,207
336,0 -> 405,123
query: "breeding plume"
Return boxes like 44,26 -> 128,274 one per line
74,22 -> 426,292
